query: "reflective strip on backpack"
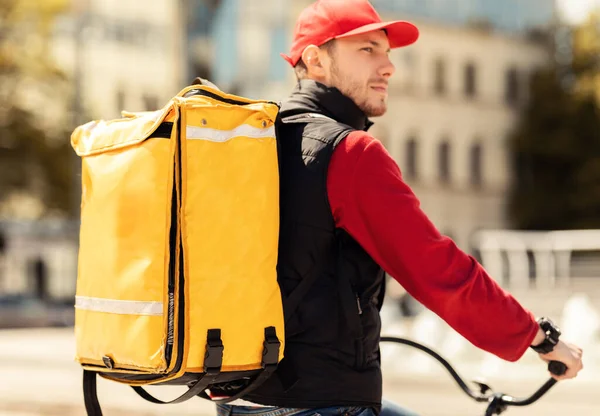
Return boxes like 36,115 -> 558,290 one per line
186,124 -> 275,142
75,296 -> 163,316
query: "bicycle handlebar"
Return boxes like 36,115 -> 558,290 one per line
380,336 -> 566,415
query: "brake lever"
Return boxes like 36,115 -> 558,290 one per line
471,380 -> 493,397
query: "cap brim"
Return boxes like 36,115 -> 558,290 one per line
335,20 -> 419,48
281,53 -> 295,66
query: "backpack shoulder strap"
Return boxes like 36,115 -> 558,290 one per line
280,112 -> 355,147
281,113 -> 335,123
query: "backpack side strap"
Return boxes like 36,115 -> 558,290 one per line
197,326 -> 281,404
83,370 -> 102,416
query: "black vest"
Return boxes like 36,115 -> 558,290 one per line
244,81 -> 386,410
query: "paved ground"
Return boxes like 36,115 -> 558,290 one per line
0,326 -> 598,416
2,280 -> 600,416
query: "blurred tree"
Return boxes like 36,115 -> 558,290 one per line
508,18 -> 600,230
0,0 -> 73,219
572,11 -> 600,105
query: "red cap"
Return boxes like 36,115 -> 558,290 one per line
282,0 -> 419,67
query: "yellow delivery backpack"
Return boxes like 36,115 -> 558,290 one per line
71,82 -> 284,415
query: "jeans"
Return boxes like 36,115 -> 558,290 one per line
216,399 -> 420,416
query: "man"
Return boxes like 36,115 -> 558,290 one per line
217,1 -> 583,415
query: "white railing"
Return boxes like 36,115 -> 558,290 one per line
471,229 -> 600,290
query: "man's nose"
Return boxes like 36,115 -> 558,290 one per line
379,56 -> 395,79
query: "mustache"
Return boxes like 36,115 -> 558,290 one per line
369,79 -> 388,86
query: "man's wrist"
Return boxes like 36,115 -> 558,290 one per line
531,326 -> 546,347
529,317 -> 561,354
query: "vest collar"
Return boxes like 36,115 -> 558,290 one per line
281,80 -> 374,132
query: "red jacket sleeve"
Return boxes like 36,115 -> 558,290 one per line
327,131 -> 539,362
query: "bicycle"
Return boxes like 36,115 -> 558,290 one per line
381,336 -> 568,416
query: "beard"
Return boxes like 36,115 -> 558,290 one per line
329,60 -> 388,118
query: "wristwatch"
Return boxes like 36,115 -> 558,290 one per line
530,317 -> 561,354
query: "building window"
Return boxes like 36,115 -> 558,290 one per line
505,67 -> 519,105
192,62 -> 212,83
116,88 -> 125,112
402,49 -> 418,91
143,94 -> 159,111
434,57 -> 446,95
405,138 -> 418,180
403,49 -> 416,67
470,141 -> 483,187
374,126 -> 390,151
31,257 -> 48,301
464,62 -> 477,98
438,139 -> 451,183
187,2 -> 216,36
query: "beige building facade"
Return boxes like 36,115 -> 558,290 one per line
370,20 -> 550,252
52,0 -> 186,121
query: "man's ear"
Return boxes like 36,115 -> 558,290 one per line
302,45 -> 327,78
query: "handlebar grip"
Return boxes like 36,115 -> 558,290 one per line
548,361 -> 567,376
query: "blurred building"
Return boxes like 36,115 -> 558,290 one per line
189,0 -> 556,252
52,0 -> 187,121
3,1 -> 558,305
371,20 -> 551,252
0,221 -> 78,301
369,0 -> 555,33
0,220 -> 77,327
186,0 -> 292,98
0,0 -> 187,306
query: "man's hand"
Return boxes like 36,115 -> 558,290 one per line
539,340 -> 584,380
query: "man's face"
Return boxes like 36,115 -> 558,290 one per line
322,30 -> 395,118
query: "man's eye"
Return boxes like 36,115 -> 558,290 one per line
362,47 -> 373,53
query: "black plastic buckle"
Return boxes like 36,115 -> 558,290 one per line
204,329 -> 224,375
261,327 -> 281,369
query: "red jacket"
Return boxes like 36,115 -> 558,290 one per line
327,130 -> 539,362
